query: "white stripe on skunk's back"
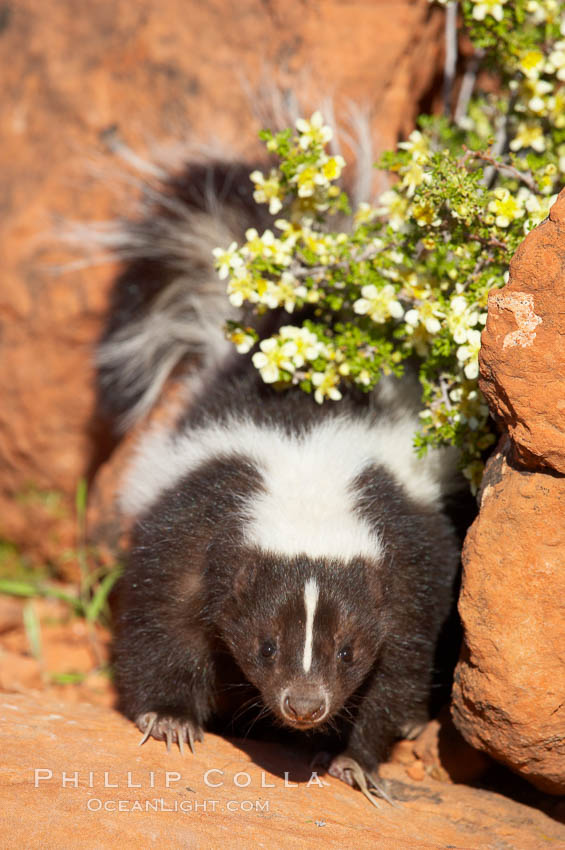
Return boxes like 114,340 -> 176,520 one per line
120,411 -> 458,562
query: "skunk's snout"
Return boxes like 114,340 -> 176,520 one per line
281,686 -> 329,727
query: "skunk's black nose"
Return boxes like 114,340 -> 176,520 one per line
282,689 -> 328,725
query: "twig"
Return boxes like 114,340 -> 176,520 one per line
482,111 -> 509,188
290,242 -> 380,280
455,49 -> 486,124
460,145 -> 537,193
443,2 -> 459,117
439,376 -> 453,411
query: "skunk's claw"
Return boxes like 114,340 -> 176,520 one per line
135,712 -> 204,755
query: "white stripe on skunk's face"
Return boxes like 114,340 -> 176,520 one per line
302,578 -> 319,673
218,549 -> 383,733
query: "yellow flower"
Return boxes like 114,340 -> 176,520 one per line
321,155 -> 345,181
518,50 -> 545,79
509,122 -> 546,153
411,200 -> 441,227
487,188 -> 525,228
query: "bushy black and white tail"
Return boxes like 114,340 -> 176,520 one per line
90,161 -> 271,430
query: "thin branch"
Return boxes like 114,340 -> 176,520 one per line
443,2 -> 459,117
481,112 -> 509,188
455,49 -> 486,124
290,242 -> 380,281
460,144 -> 538,193
439,375 -> 453,411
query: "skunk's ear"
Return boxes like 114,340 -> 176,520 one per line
232,556 -> 258,601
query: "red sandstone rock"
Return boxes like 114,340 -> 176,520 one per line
0,0 -> 444,565
1,688 -> 564,849
479,188 -> 565,474
453,191 -> 565,795
452,440 -> 565,795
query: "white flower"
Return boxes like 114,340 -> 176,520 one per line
397,130 -> 430,163
547,42 -> 565,80
260,272 -> 307,313
250,169 -> 283,214
456,329 -> 483,380
252,338 -> 285,383
212,241 -> 243,279
405,301 -> 445,335
447,296 -> 480,344
526,0 -> 560,24
356,369 -> 372,387
400,162 -> 431,197
311,370 -> 342,404
353,284 -> 404,323
229,331 -> 256,354
354,202 -> 377,226
291,163 -> 328,198
295,112 -> 333,149
377,191 -> 410,231
523,78 -> 552,113
509,122 -> 546,153
471,0 -> 507,22
279,326 -> 324,363
227,268 -> 259,308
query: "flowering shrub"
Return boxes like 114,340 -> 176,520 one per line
215,0 -> 564,490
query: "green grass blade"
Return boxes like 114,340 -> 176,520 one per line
86,567 -> 122,623
0,579 -> 40,597
23,601 -> 42,661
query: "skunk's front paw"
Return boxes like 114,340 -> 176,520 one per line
327,754 -> 397,809
135,711 -> 204,755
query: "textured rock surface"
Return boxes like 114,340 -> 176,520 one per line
479,189 -> 565,473
452,441 -> 565,794
2,688 -> 564,849
0,0 -> 444,565
451,189 -> 565,795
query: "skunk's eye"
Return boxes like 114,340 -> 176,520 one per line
338,645 -> 353,664
260,640 -> 277,659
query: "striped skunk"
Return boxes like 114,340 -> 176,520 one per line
99,156 -> 464,800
